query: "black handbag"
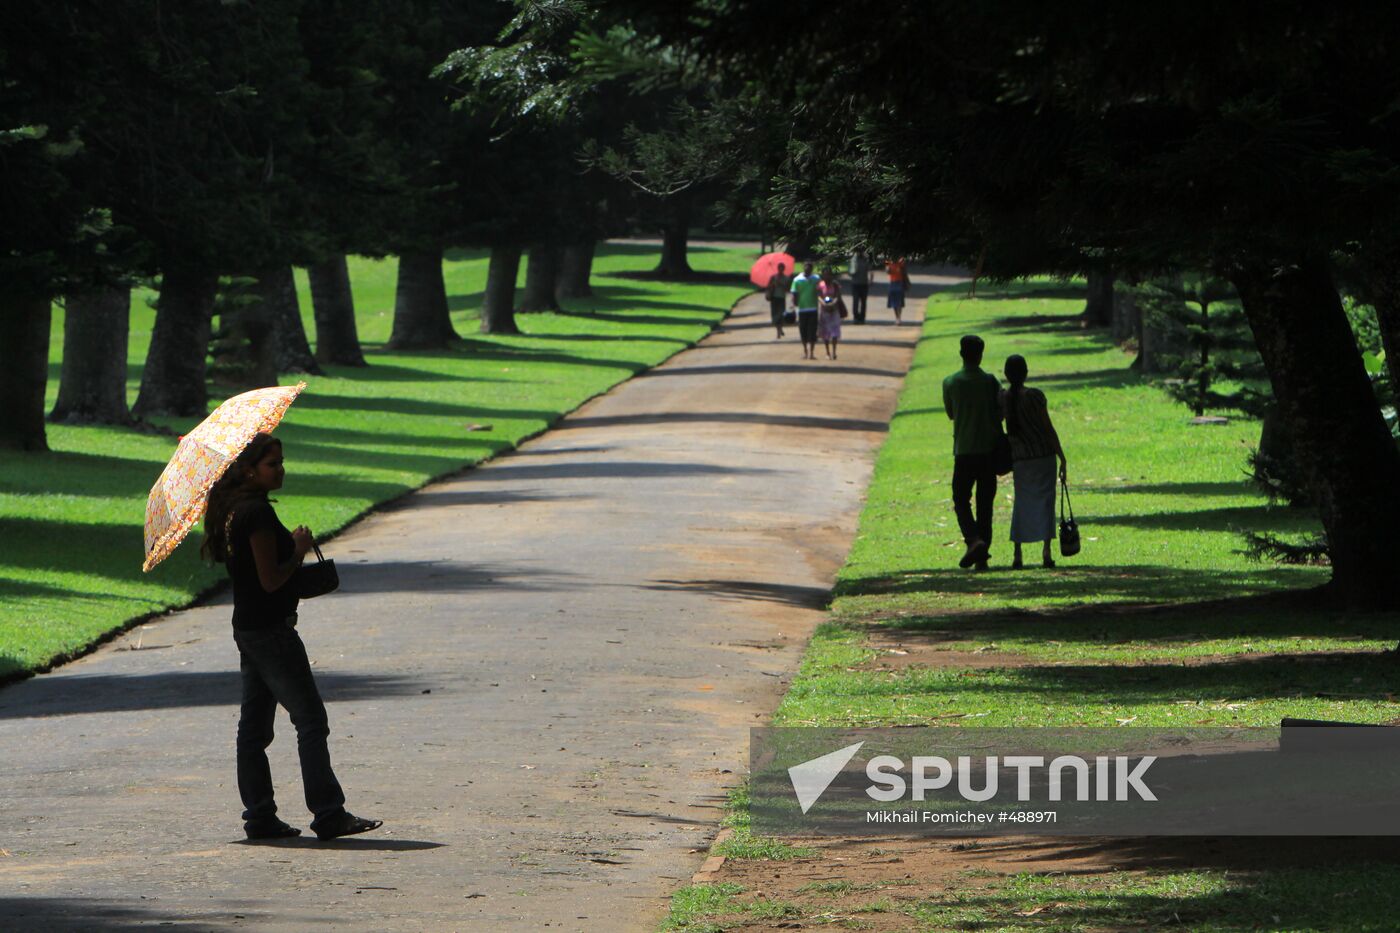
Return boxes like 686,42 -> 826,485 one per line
293,544 -> 339,599
1059,479 -> 1081,557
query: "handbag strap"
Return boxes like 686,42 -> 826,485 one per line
1060,479 -> 1075,522
309,543 -> 325,564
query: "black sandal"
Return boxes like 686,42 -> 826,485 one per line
313,812 -> 383,841
245,819 -> 301,840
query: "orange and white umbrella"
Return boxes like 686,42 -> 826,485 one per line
142,382 -> 307,571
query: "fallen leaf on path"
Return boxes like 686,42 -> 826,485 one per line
697,684 -> 714,691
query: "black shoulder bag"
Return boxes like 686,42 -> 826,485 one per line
293,544 -> 339,599
1059,479 -> 1081,557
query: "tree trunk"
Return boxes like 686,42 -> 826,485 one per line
1082,271 -> 1115,327
519,243 -> 562,312
480,244 -> 522,335
388,248 -> 457,349
259,265 -> 321,375
133,267 -> 217,419
654,222 -> 692,278
308,255 -> 366,367
1112,279 -> 1139,346
1233,256 -> 1400,608
556,240 -> 596,302
0,292 -> 53,451
51,286 -> 133,425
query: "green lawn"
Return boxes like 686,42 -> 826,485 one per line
670,280 -> 1400,932
0,242 -> 753,680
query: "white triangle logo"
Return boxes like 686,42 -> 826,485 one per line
788,742 -> 865,814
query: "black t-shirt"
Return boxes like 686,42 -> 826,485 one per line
226,499 -> 299,629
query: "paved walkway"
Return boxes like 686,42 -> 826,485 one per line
0,277 -> 944,931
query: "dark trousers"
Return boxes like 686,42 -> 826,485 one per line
952,453 -> 997,549
233,621 -> 346,830
852,283 -> 869,322
769,297 -> 786,328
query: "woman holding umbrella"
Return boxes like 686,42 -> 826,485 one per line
144,386 -> 379,841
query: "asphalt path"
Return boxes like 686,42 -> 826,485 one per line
0,274 -> 947,931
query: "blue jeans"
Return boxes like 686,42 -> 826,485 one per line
233,620 -> 346,830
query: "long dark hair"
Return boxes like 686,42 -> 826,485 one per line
201,433 -> 281,563
1004,355 -> 1028,437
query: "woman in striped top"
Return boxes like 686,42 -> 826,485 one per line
1000,355 -> 1068,568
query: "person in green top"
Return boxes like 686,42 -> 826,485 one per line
941,334 -> 1003,570
790,261 -> 822,360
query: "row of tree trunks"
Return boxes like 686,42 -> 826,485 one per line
1081,270 -> 1116,327
480,245 -> 523,335
556,240 -> 595,301
0,292 -> 54,450
309,255 -> 366,366
519,243 -> 562,312
50,286 -> 133,426
133,267 -> 218,419
14,243 -> 597,448
388,247 -> 458,349
1233,255 -> 1400,608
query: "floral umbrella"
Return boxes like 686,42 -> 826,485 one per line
142,382 -> 307,571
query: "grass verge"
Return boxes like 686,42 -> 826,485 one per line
0,242 -> 752,681
667,279 -> 1400,932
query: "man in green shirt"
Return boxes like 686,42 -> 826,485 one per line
790,262 -> 822,360
941,334 -> 1002,569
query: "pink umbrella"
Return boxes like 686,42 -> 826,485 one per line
749,251 -> 796,288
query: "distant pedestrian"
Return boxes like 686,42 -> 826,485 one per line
791,261 -> 822,360
1001,355 -> 1068,569
849,249 -> 871,323
766,262 -> 791,339
885,256 -> 910,324
202,433 -> 382,842
817,266 -> 844,360
942,335 -> 1002,570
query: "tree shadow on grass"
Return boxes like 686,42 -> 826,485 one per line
864,589 -> 1400,646
855,650 -> 1400,707
278,420 -> 522,453
0,517 -> 148,581
1087,506 -> 1314,534
836,563 -> 1320,605
988,312 -> 1087,334
293,393 -> 562,420
905,856 -> 1400,932
0,448 -> 163,499
1030,367 -> 1140,391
